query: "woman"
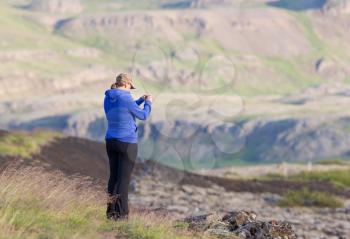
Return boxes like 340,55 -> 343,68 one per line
104,73 -> 152,220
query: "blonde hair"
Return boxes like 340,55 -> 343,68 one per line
111,73 -> 132,89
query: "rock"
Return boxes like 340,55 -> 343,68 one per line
263,194 -> 282,205
181,185 -> 195,195
167,205 -> 189,213
182,210 -> 297,239
184,213 -> 213,223
267,220 -> 296,238
222,210 -> 257,228
204,228 -> 239,239
315,58 -> 348,80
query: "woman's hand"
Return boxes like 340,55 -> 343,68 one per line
144,94 -> 153,103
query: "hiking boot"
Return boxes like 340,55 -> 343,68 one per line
115,214 -> 129,221
106,195 -> 118,220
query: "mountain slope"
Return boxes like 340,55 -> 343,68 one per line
1,0 -> 350,167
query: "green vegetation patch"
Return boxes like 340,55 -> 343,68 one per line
262,168 -> 350,188
278,188 -> 344,208
109,216 -> 196,239
316,159 -> 350,165
0,130 -> 62,158
292,12 -> 327,54
0,167 -> 205,239
293,169 -> 350,188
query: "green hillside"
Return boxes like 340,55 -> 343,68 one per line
1,0 -> 349,97
1,0 -> 350,167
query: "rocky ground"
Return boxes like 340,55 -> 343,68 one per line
130,174 -> 350,239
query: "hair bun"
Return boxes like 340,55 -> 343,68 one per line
111,83 -> 117,89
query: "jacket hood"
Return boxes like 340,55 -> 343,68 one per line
105,89 -> 130,100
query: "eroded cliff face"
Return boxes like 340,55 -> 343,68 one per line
8,109 -> 350,166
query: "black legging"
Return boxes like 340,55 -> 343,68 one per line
106,139 -> 137,217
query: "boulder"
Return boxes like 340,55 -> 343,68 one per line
315,58 -> 348,80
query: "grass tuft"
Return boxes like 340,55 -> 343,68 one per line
278,188 -> 344,208
0,130 -> 62,158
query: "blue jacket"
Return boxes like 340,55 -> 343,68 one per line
104,89 -> 152,143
